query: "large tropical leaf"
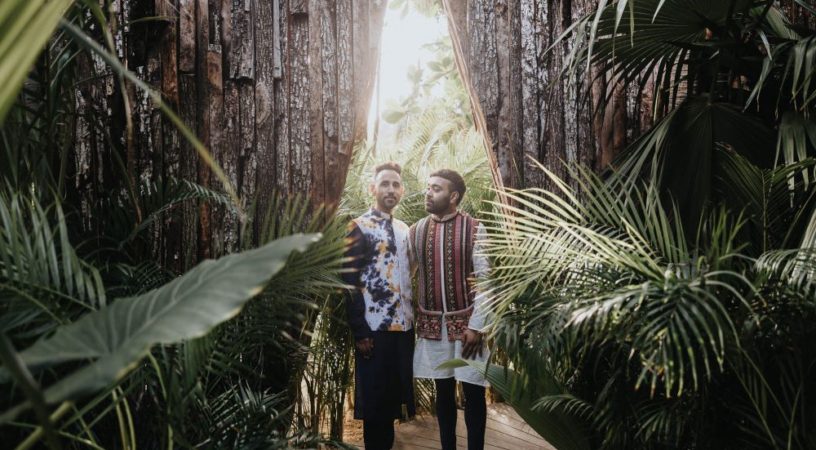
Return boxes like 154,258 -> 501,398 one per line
0,233 -> 320,420
440,359 -> 592,450
0,0 -> 73,123
610,97 -> 775,230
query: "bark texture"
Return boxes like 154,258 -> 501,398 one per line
442,0 -> 643,191
71,0 -> 676,265
70,0 -> 388,268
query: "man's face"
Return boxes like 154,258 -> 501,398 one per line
425,176 -> 459,215
370,169 -> 404,213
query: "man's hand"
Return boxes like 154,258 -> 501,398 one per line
461,329 -> 483,359
356,337 -> 374,359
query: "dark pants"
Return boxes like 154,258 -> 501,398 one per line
435,377 -> 486,450
363,418 -> 395,450
355,330 -> 415,450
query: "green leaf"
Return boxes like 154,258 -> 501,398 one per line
0,0 -> 73,124
427,60 -> 443,73
0,233 -> 320,421
407,64 -> 423,84
382,109 -> 406,124
614,97 -> 775,232
439,359 -> 592,450
0,193 -> 105,335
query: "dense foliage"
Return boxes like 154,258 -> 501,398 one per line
479,1 -> 816,449
9,1 -> 816,449
0,2 -> 351,449
343,27 -> 494,225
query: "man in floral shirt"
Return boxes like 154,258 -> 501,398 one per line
343,162 -> 415,450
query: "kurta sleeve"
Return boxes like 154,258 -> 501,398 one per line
468,222 -> 491,332
342,222 -> 372,340
407,223 -> 418,277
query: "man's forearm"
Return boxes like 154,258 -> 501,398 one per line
345,291 -> 372,339
343,223 -> 371,340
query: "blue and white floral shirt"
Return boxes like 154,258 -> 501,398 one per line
343,208 -> 414,338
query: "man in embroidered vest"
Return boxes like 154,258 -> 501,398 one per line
342,162 -> 415,450
409,169 -> 491,450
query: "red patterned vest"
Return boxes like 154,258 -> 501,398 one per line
409,211 -> 479,341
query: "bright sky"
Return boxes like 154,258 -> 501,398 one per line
366,7 -> 448,141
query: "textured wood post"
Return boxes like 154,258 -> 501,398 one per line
71,0 -> 389,265
442,0 -> 652,190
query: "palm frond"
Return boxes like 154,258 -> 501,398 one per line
485,161 -> 754,398
716,148 -> 816,252
122,177 -> 233,248
609,97 -> 775,228
558,0 -> 740,101
204,385 -> 293,449
775,111 -> 816,170
0,193 -> 105,342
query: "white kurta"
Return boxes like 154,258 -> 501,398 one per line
411,219 -> 491,387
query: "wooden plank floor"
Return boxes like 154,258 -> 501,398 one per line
349,403 -> 554,450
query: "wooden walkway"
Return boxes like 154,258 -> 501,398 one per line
350,403 -> 554,450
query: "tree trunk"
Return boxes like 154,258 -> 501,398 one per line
70,0 -> 388,265
442,0 -> 646,190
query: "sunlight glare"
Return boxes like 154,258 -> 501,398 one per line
367,7 -> 448,142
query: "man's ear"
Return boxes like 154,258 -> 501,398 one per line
368,182 -> 376,196
450,191 -> 460,206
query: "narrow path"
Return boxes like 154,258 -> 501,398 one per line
349,403 -> 554,450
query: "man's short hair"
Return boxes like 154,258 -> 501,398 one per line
430,169 -> 466,204
373,161 -> 402,178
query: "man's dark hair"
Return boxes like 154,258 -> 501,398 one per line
430,169 -> 466,204
374,161 -> 402,177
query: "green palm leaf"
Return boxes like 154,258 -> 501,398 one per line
775,111 -> 816,171
484,160 -> 756,398
0,0 -> 73,124
0,233 -> 320,421
558,0 -> 745,97
0,193 -> 105,339
716,148 -> 816,251
609,97 -> 775,229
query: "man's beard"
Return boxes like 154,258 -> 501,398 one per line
425,198 -> 450,214
379,196 -> 397,210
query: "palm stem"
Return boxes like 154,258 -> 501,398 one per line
0,333 -> 62,450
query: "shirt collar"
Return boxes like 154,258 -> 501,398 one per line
368,207 -> 392,221
431,210 -> 460,223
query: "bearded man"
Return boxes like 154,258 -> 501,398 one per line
342,162 -> 415,450
409,169 -> 490,450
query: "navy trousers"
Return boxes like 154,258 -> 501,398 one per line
435,377 -> 487,450
354,330 -> 415,450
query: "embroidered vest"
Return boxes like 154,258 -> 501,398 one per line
353,210 -> 413,332
410,211 -> 478,341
